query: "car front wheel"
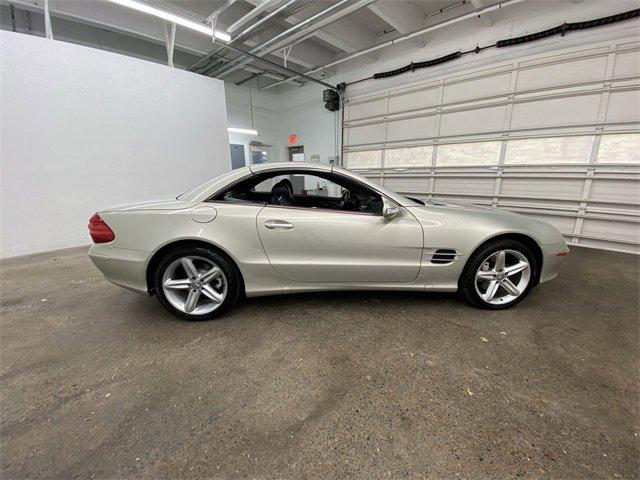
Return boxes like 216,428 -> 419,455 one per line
154,246 -> 240,321
459,239 -> 537,309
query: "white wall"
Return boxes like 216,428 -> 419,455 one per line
276,84 -> 341,165
0,31 -> 230,258
225,83 -> 284,166
225,82 -> 340,167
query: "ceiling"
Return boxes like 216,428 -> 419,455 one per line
1,0 -> 499,88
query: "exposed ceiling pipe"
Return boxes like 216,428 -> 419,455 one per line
215,0 -> 379,79
233,0 -> 298,41
235,71 -> 262,86
4,0 -> 300,83
189,0 -> 298,72
227,0 -> 281,33
261,0 -> 527,91
221,43 -> 340,91
205,0 -> 237,24
206,0 -> 355,78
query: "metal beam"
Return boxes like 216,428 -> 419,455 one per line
470,0 -> 494,26
261,0 -> 527,90
282,1 -> 378,62
368,1 -> 426,47
188,0 -> 299,72
210,0 -> 350,77
43,0 -> 53,39
164,22 -> 176,67
2,0 -> 304,84
205,0 -> 237,24
222,43 -> 339,91
242,32 -> 333,69
227,0 -> 281,33
9,4 -> 16,31
235,71 -> 262,86
213,0 -> 377,79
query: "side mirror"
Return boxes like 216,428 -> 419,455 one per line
383,203 -> 401,220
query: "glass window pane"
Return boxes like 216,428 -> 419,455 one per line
346,150 -> 382,168
384,146 -> 432,167
437,141 -> 501,166
254,174 -> 289,193
597,134 -> 640,163
505,136 -> 593,164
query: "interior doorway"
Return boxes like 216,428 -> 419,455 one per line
250,144 -> 273,164
288,145 -> 304,162
229,144 -> 245,169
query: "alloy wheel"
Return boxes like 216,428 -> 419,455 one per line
474,249 -> 531,305
161,255 -> 228,315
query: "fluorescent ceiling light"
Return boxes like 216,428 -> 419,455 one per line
228,127 -> 258,135
108,0 -> 231,42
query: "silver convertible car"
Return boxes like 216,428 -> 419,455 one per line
88,162 -> 569,320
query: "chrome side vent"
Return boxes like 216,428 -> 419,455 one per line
431,249 -> 457,264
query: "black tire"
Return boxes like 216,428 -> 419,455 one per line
154,246 -> 241,321
458,238 -> 538,310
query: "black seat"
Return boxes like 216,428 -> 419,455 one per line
270,179 -> 294,206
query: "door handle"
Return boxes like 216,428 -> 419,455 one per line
264,219 -> 294,230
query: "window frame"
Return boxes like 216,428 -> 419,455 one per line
205,169 -> 388,216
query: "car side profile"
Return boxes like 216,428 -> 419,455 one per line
88,162 -> 569,320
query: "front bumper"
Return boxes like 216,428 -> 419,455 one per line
89,244 -> 150,294
539,242 -> 569,284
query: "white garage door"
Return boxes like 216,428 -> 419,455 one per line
343,39 -> 640,254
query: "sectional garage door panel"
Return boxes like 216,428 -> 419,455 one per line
590,178 -> 640,205
440,106 -> 507,137
516,55 -> 608,91
433,177 -> 496,196
510,95 -> 602,130
346,123 -> 385,146
443,72 -> 511,104
389,87 -> 439,113
606,90 -> 640,124
500,178 -> 585,200
613,50 -> 640,78
343,39 -> 640,253
387,116 -> 437,142
384,176 -> 428,194
581,218 -> 640,243
347,98 -> 386,121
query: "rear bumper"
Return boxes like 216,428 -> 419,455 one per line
88,244 -> 150,294
539,242 -> 569,284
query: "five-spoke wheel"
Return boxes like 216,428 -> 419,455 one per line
459,239 -> 537,309
162,256 -> 228,315
154,246 -> 240,320
474,249 -> 531,305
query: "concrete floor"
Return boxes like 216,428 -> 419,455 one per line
0,246 -> 638,479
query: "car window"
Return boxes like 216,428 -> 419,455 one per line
213,170 -> 383,214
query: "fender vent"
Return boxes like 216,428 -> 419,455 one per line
431,249 -> 457,264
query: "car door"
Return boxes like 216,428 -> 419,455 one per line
256,173 -> 423,284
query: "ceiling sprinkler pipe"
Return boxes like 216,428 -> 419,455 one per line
207,0 -> 352,77
260,0 -> 527,90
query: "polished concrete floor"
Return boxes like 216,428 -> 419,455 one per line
1,246 -> 638,479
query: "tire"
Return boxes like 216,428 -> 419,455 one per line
458,239 -> 538,310
154,246 -> 241,321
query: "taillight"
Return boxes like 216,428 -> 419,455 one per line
88,213 -> 115,243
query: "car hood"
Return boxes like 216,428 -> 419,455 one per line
101,199 -> 195,213
406,199 -> 565,246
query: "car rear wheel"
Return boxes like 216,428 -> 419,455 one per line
154,246 -> 240,321
459,239 -> 537,309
